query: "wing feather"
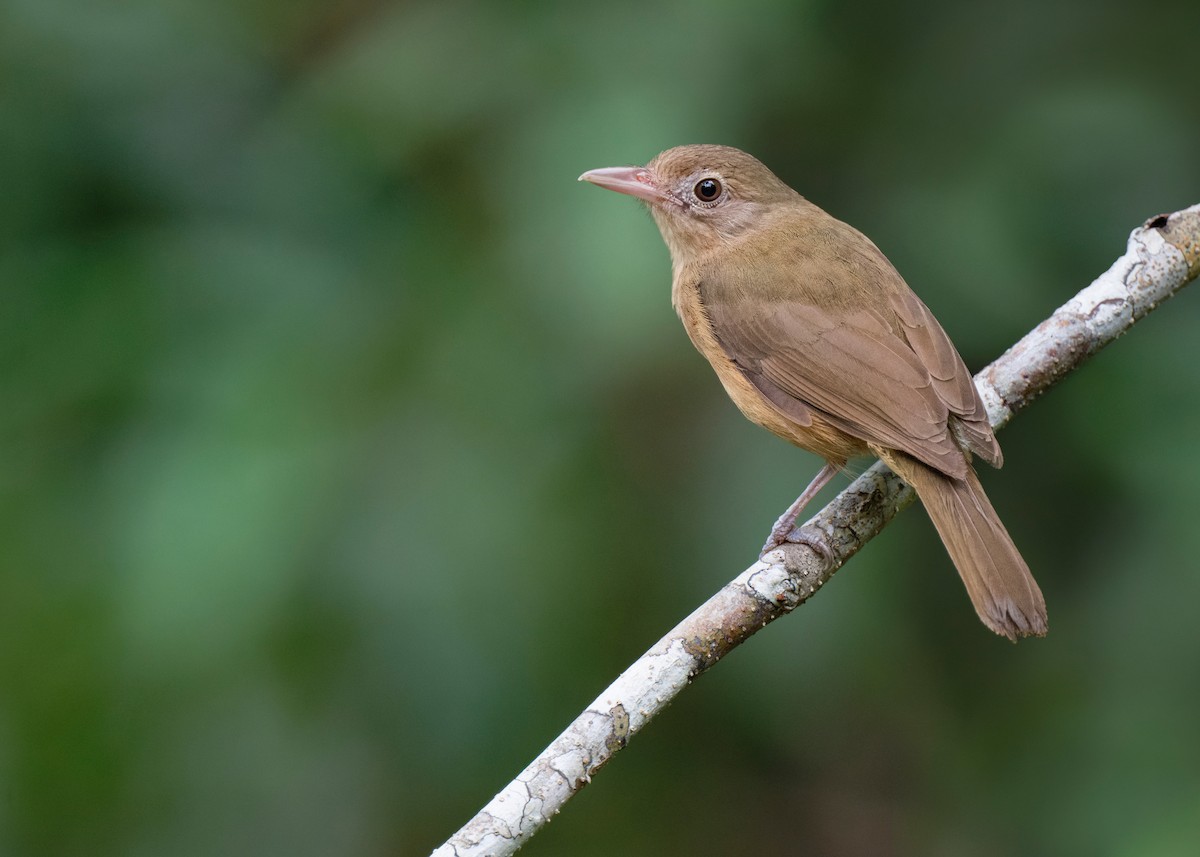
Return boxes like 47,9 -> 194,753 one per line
889,291 -> 1001,466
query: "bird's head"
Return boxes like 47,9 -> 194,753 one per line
579,144 -> 800,265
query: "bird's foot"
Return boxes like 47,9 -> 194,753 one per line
759,512 -> 797,556
760,524 -> 835,571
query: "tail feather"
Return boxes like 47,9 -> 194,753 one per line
883,452 -> 1047,640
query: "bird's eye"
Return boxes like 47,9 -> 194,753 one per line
693,178 -> 722,203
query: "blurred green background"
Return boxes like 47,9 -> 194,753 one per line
3,0 -> 1200,855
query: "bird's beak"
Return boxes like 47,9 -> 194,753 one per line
578,166 -> 668,204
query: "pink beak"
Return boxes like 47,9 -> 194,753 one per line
578,165 -> 669,204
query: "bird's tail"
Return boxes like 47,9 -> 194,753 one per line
883,452 -> 1048,640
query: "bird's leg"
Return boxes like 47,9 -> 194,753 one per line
760,461 -> 841,556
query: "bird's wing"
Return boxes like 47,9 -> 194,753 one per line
701,283 -> 998,479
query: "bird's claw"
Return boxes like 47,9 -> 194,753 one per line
760,525 -> 834,571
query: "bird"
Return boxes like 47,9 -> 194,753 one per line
579,144 -> 1046,640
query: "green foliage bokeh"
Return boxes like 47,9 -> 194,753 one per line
3,1 -> 1199,855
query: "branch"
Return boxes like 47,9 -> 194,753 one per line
430,205 -> 1200,857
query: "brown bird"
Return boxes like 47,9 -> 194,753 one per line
579,144 -> 1046,640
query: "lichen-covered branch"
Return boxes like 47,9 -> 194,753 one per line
430,205 -> 1200,857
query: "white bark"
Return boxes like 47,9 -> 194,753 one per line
431,205 -> 1200,857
